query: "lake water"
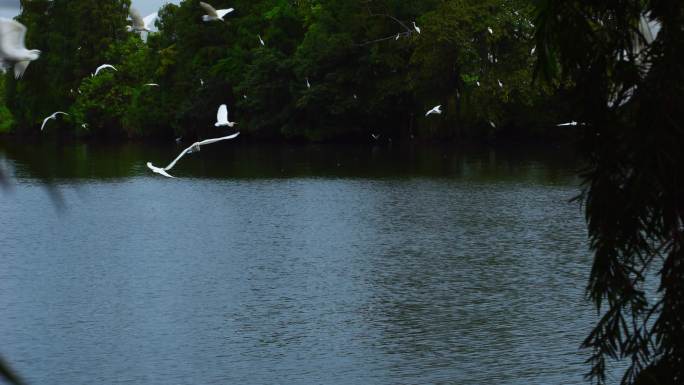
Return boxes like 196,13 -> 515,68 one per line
0,141 -> 595,385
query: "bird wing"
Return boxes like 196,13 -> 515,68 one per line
197,132 -> 240,146
94,64 -> 117,76
0,18 -> 28,58
129,7 -> 145,29
143,12 -> 158,29
147,162 -> 176,178
216,9 -> 234,18
163,143 -> 198,171
40,116 -> 52,131
13,60 -> 30,79
199,2 -> 218,17
216,104 -> 228,124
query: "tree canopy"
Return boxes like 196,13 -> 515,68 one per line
3,0 -> 559,141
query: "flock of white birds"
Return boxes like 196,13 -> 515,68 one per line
0,1 -> 615,178
0,1 -> 241,178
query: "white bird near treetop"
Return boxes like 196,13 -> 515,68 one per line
92,64 -> 117,77
258,34 -> 265,46
127,7 -> 158,33
412,22 -> 421,34
0,18 -> 41,79
199,2 -> 234,22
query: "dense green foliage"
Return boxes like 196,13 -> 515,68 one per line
536,1 -> 683,384
4,0 -> 564,141
0,76 -> 13,133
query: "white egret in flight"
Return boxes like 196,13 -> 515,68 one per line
215,104 -> 237,127
412,22 -> 421,34
147,132 -> 240,178
127,8 -> 158,33
557,121 -> 585,126
371,134 -> 380,140
0,18 -> 41,79
144,83 -> 159,87
258,34 -> 265,46
425,105 -> 442,116
92,64 -> 117,77
489,121 -> 496,128
199,2 -> 234,22
40,111 -> 69,131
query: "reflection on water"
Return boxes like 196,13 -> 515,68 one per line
0,141 -> 592,385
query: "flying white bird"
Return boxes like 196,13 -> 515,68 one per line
412,22 -> 421,34
0,18 -> 41,79
127,8 -> 158,33
147,132 -> 240,178
556,121 -> 584,126
489,121 -> 496,128
143,83 -> 159,87
395,33 -> 401,40
199,2 -> 234,22
215,104 -> 237,127
258,34 -> 265,46
425,105 -> 442,116
487,27 -> 493,35
371,133 -> 380,140
306,77 -> 311,88
92,64 -> 117,77
40,111 -> 69,131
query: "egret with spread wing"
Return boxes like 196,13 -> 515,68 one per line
0,18 -> 41,79
127,8 -> 158,33
92,64 -> 117,77
147,133 -> 240,178
40,112 -> 69,131
200,2 -> 234,22
425,105 -> 442,116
